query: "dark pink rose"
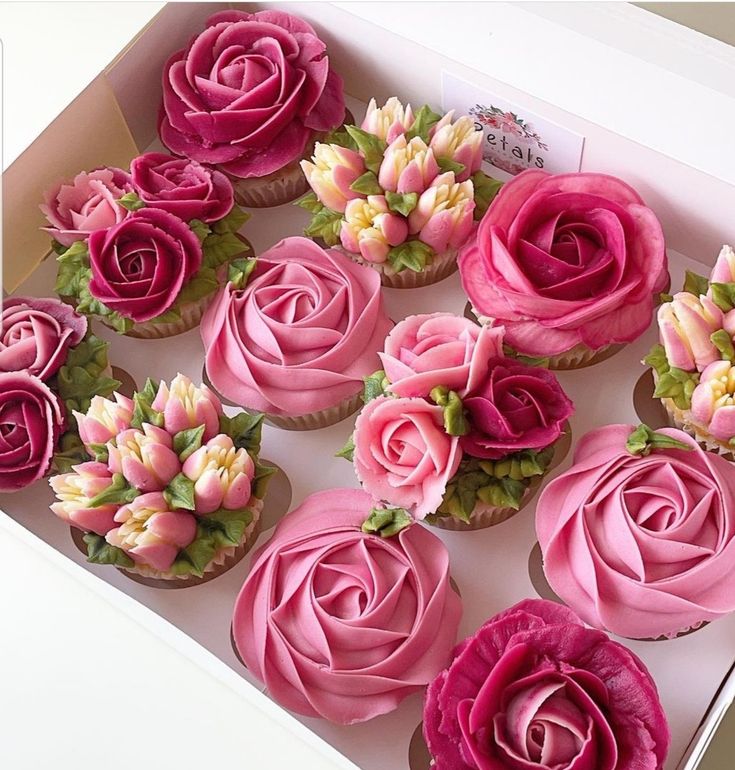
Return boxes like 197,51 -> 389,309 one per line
461,359 -> 573,459
130,152 -> 234,223
0,296 -> 87,381
88,208 -> 202,322
424,599 -> 670,770
0,372 -> 66,492
459,170 -> 668,356
40,167 -> 132,247
159,10 -> 346,178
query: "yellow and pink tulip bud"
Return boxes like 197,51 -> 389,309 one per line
73,392 -> 133,448
709,245 -> 735,284
152,373 -> 222,440
49,461 -> 119,535
378,135 -> 439,194
300,143 -> 367,213
658,293 -> 723,372
429,114 -> 483,180
340,195 -> 409,264
107,424 -> 180,493
361,97 -> 414,144
691,359 -> 735,440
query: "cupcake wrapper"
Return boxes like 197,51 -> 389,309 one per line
337,246 -> 458,289
229,160 -> 310,209
635,620 -> 709,642
265,391 -> 363,431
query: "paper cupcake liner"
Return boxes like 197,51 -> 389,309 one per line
335,246 -> 458,289
265,391 -> 363,431
229,159 -> 311,209
635,621 -> 709,642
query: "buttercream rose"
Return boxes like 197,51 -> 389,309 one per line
353,396 -> 462,519
0,372 -> 66,492
536,424 -> 735,638
459,170 -> 668,357
41,167 -> 132,247
462,359 -> 573,459
88,207 -> 202,322
232,488 -> 461,724
201,237 -> 392,416
424,599 -> 670,770
159,10 -> 345,178
0,296 -> 87,381
379,313 -> 504,398
130,152 -> 234,223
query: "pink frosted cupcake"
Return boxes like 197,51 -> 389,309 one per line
46,154 -> 252,339
459,170 -> 669,368
0,296 -> 119,492
341,313 -> 574,529
50,374 -> 276,586
201,236 -> 392,430
159,10 -> 346,208
424,599 -> 670,770
299,97 -> 502,288
232,488 -> 461,724
536,423 -> 735,639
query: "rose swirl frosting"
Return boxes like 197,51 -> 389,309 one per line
201,237 -> 392,416
232,488 -> 462,724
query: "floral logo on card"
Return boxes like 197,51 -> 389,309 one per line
470,104 -> 549,175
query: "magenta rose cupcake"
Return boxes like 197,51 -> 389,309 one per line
343,314 -> 574,530
201,236 -> 392,430
159,9 -> 346,208
536,423 -> 735,639
0,296 -> 119,493
232,488 -> 461,723
423,599 -> 670,770
459,170 -> 668,368
50,156 -> 252,339
50,373 -> 276,586
645,245 -> 735,457
299,97 -> 502,288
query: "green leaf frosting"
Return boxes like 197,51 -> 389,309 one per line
189,219 -> 211,243
335,433 -> 355,462
645,343 -> 700,409
163,472 -> 196,511
385,190 -> 418,217
430,386 -> 469,436
388,240 -> 435,273
709,282 -> 735,312
363,370 -> 389,404
344,125 -> 388,174
228,257 -> 258,289
130,378 -> 164,430
88,473 -> 140,507
177,266 -> 220,304
683,269 -> 710,297
52,433 -> 88,474
117,192 -> 146,212
323,126 -> 359,152
212,206 -> 250,235
83,533 -> 135,568
405,104 -> 442,143
304,206 -> 343,247
711,329 -> 735,362
220,411 -> 264,457
349,171 -> 383,195
625,424 -> 692,456
202,230 -> 249,269
148,307 -> 182,325
252,461 -> 276,501
437,157 -> 466,176
295,191 -> 325,214
55,334 -> 120,415
173,425 -> 205,462
362,507 -> 413,538
471,171 -> 503,220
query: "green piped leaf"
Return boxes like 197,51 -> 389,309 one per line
323,126 -> 359,152
710,282 -> 735,313
405,104 -> 442,143
220,411 -> 264,457
173,425 -> 205,462
478,447 -> 554,481
683,270 -> 710,297
644,343 -> 670,376
711,329 -> 735,362
252,461 -> 276,501
228,257 -> 258,289
56,334 -> 119,415
83,533 -> 135,568
626,424 -> 692,456
349,171 -> 383,196
385,190 -> 418,217
430,386 -> 469,436
295,191 -> 325,214
148,307 -> 182,325
344,125 -> 388,174
189,218 -> 211,243
52,433 -> 89,474
363,370 -> 389,404
202,230 -> 250,269
117,191 -> 145,212
387,240 -> 434,273
54,241 -> 90,298
169,526 -> 217,577
335,433 -> 355,462
163,472 -> 196,511
212,206 -> 250,235
362,507 -> 413,538
88,473 -> 139,507
303,206 -> 343,247
475,477 -> 527,510
76,278 -> 135,334
130,378 -> 164,430
437,157 -> 466,177
199,506 -> 254,548
659,292 -> 674,304
177,266 -> 220,304
471,171 -> 503,220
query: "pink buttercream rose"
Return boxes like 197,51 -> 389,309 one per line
130,152 -> 234,223
232,488 -> 461,724
201,237 -> 392,416
353,396 -> 462,519
88,208 -> 202,322
461,359 -> 573,459
159,10 -> 345,178
0,296 -> 87,381
40,167 -> 132,247
379,313 -> 504,398
536,424 -> 735,638
459,170 -> 668,356
0,371 -> 65,492
424,599 -> 670,770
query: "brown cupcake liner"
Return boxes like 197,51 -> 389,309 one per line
335,245 -> 458,289
634,621 -> 709,642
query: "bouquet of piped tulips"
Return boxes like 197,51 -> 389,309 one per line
298,97 -> 502,289
646,244 -> 735,457
49,374 -> 275,585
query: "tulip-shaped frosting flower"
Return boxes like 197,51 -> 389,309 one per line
300,143 -> 367,213
73,393 -> 134,448
361,97 -> 414,144
378,135 -> 440,194
710,244 -> 735,284
182,434 -> 255,514
106,493 -> 197,572
408,172 -> 475,253
658,293 -> 723,372
107,424 -> 180,493
691,360 -> 735,441
429,114 -> 483,181
151,373 -> 222,441
340,195 -> 409,263
49,462 -> 119,536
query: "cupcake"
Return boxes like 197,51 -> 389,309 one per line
232,488 -> 462,724
159,10 -> 345,208
536,423 -> 735,639
0,296 -> 119,492
46,154 -> 252,339
647,245 -> 735,455
299,97 -> 502,288
49,374 -> 275,586
423,599 -> 670,770
342,313 -> 574,530
459,170 -> 669,368
201,236 -> 393,430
